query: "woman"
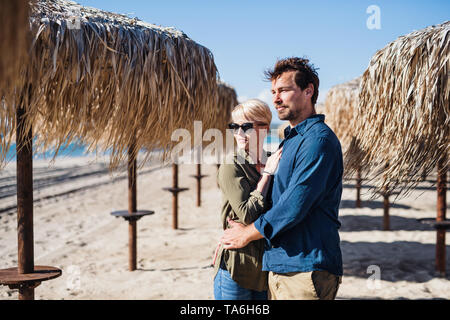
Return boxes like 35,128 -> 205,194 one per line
213,99 -> 282,300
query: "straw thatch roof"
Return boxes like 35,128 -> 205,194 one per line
345,21 -> 450,195
1,0 -> 221,168
277,122 -> 289,140
216,81 -> 238,133
0,0 -> 30,162
0,0 -> 30,93
315,102 -> 325,114
323,77 -> 361,152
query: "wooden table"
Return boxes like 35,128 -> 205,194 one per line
0,266 -> 62,299
111,210 -> 154,271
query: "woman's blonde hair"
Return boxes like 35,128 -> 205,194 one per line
231,99 -> 272,125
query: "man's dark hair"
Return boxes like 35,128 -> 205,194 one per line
265,57 -> 320,105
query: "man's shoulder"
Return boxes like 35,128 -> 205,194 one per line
305,121 -> 339,142
302,123 -> 342,156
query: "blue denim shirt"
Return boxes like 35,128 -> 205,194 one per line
254,114 -> 343,276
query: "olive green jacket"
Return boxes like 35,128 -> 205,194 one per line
213,149 -> 270,292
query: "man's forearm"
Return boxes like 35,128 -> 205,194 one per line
221,219 -> 264,249
247,222 -> 264,242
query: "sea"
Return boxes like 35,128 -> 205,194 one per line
3,133 -> 282,161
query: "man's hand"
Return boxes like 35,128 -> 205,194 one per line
220,218 -> 264,249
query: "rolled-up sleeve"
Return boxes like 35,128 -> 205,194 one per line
218,163 -> 267,225
254,137 -> 335,245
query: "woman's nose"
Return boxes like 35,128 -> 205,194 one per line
236,127 -> 246,136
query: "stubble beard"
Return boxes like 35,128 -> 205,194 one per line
277,106 -> 294,121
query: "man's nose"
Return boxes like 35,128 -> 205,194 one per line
273,92 -> 282,104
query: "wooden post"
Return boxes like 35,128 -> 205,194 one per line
382,163 -> 390,231
217,164 -> 220,188
421,167 -> 427,182
356,166 -> 362,208
383,190 -> 390,231
436,158 -> 447,276
196,164 -> 202,207
16,98 -> 35,300
172,164 -> 179,230
162,162 -> 187,230
128,144 -> 137,271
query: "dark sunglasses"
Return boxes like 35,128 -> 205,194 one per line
228,122 -> 254,132
228,122 -> 268,133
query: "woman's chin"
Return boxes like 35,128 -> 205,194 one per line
236,141 -> 247,149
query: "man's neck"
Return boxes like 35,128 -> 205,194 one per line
289,108 -> 316,128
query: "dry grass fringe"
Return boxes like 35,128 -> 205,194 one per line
323,77 -> 361,153
216,81 -> 238,133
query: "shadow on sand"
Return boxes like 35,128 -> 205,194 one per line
339,199 -> 413,210
339,214 -> 434,232
340,240 -> 450,283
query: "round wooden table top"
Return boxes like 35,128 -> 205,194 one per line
162,187 -> 189,193
111,210 -> 155,219
189,174 -> 208,179
417,218 -> 450,230
0,266 -> 62,286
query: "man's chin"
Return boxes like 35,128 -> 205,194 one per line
277,112 -> 291,121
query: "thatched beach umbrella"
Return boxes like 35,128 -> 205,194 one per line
1,0 -> 220,168
346,21 -> 449,275
0,0 -> 221,297
190,81 -> 238,206
346,21 -> 449,194
324,77 -> 367,209
277,122 -> 289,140
216,81 -> 238,135
213,81 -> 237,167
324,77 -> 361,152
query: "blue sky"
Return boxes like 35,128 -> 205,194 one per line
77,0 -> 449,124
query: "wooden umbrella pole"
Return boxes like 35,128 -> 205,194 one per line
421,167 -> 427,182
128,143 -> 137,271
196,164 -> 201,207
172,164 -> 179,230
383,189 -> 390,231
382,163 -> 390,231
16,101 -> 34,300
162,161 -> 187,230
436,157 -> 447,276
356,166 -> 362,208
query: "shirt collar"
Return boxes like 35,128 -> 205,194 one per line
284,114 -> 325,138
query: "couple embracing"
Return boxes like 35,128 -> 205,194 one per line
213,57 -> 343,300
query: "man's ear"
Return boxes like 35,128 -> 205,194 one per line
304,83 -> 314,97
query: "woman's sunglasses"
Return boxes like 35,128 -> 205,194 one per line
228,122 -> 268,133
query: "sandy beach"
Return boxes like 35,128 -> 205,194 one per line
0,152 -> 449,300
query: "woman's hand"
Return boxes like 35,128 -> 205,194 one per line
263,147 -> 282,175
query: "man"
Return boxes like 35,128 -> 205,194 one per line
221,57 -> 343,300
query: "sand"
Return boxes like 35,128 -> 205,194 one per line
0,152 -> 449,300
